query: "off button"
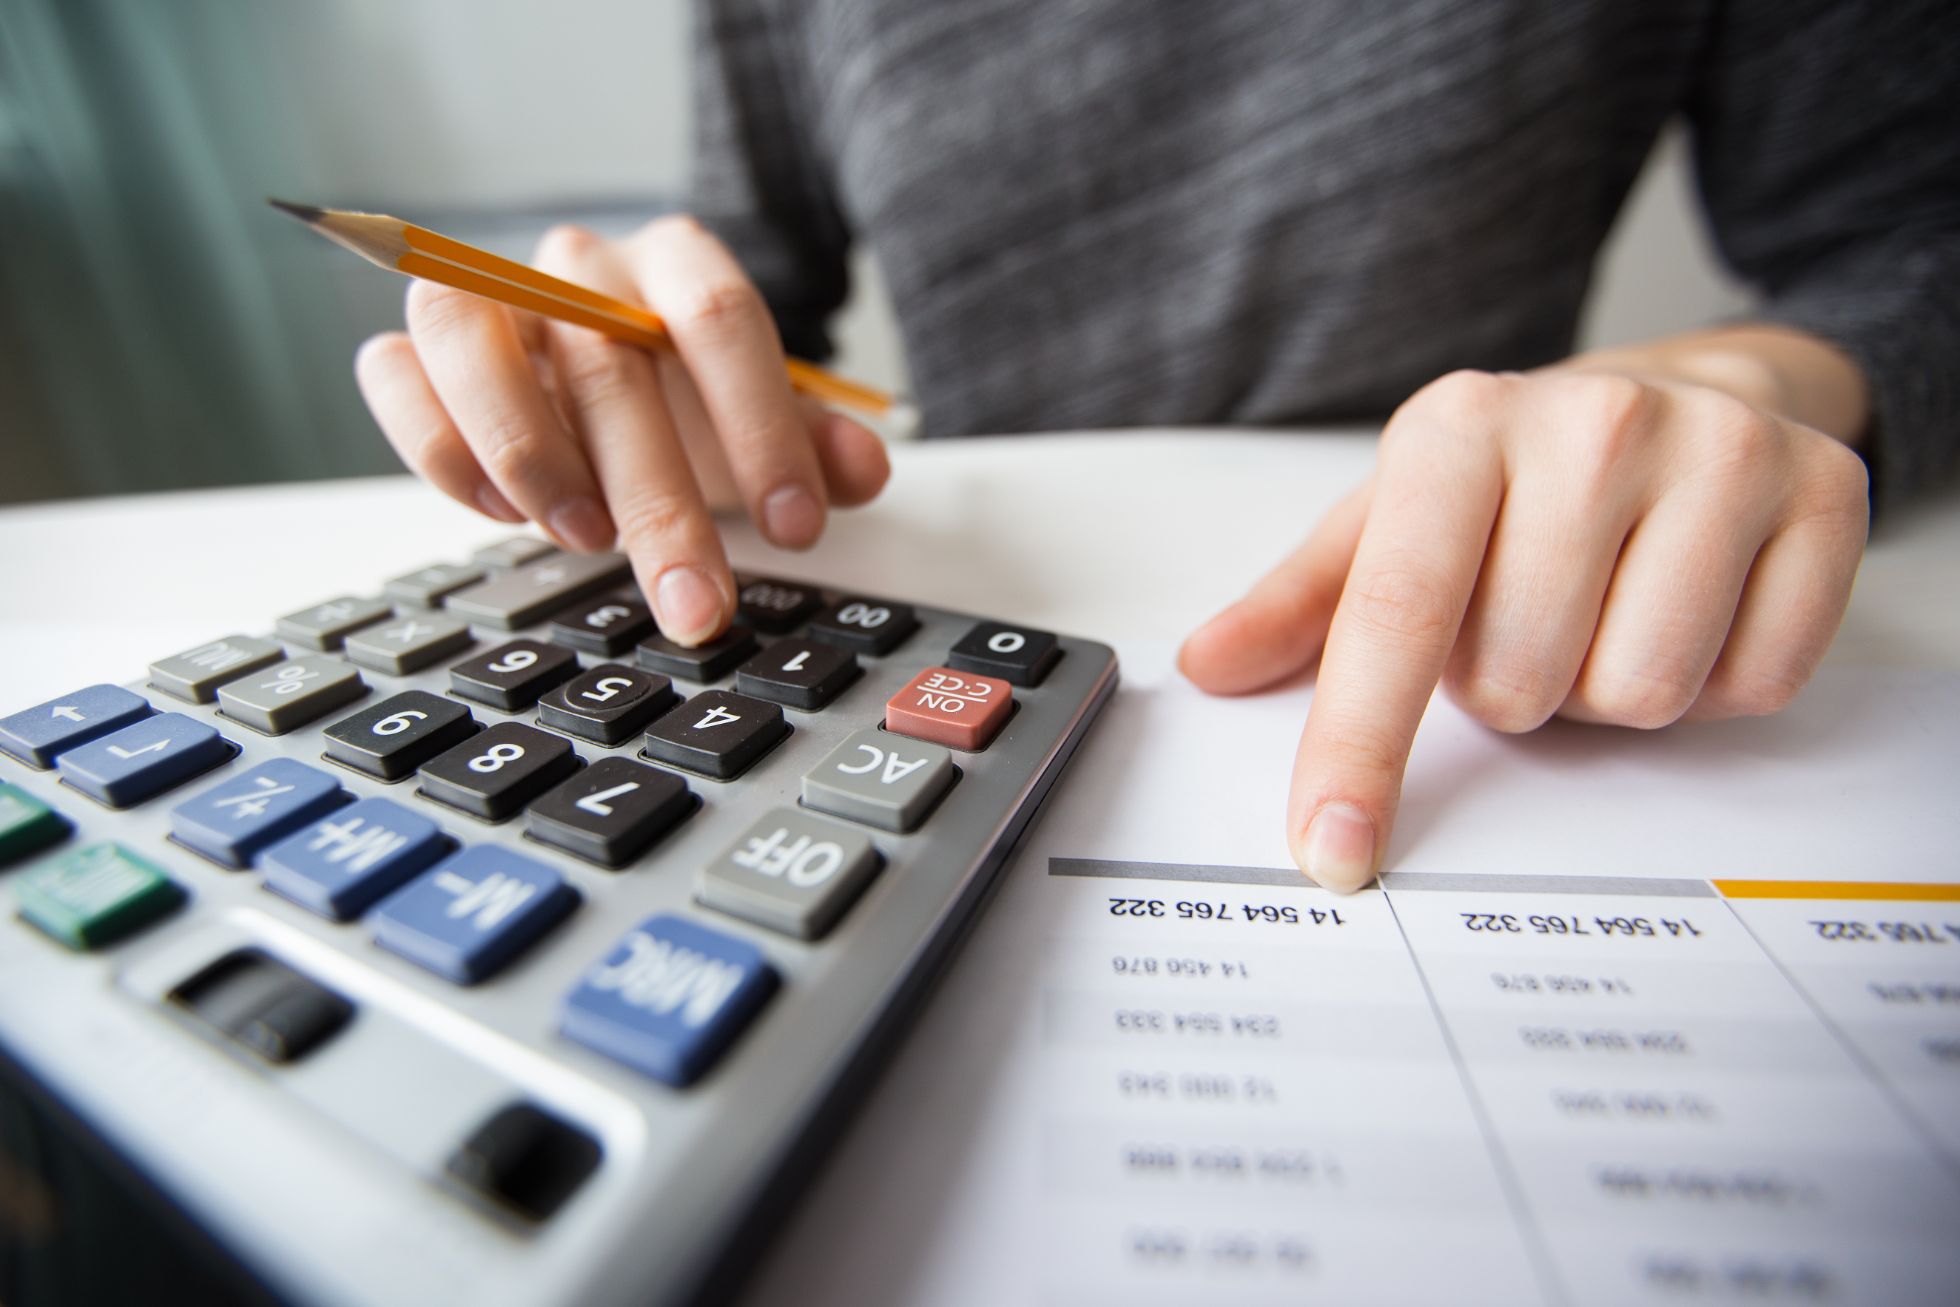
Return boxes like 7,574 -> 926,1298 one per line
884,667 -> 1012,751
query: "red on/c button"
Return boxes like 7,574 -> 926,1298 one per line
884,667 -> 1013,751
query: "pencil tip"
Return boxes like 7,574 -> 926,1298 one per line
266,197 -> 326,224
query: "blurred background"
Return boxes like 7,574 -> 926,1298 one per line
0,0 -> 1753,506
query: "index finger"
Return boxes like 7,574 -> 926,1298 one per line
1289,392 -> 1504,890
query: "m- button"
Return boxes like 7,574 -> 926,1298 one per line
884,667 -> 1012,751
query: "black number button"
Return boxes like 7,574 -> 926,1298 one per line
323,691 -> 479,781
733,639 -> 859,711
806,598 -> 919,655
547,597 -> 654,656
450,640 -> 579,711
736,577 -> 821,632
642,691 -> 789,780
419,722 -> 579,821
947,622 -> 1061,687
525,757 -> 693,867
537,665 -> 678,746
636,625 -> 758,683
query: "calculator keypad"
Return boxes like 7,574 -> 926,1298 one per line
418,722 -> 579,821
323,691 -> 479,781
275,596 -> 393,652
525,757 -> 692,868
802,728 -> 955,833
885,667 -> 1013,751
947,621 -> 1061,686
536,666 -> 677,746
696,808 -> 882,940
807,598 -> 919,655
449,640 -> 578,711
371,844 -> 578,984
343,612 -> 474,675
548,597 -> 655,656
642,691 -> 789,780
635,625 -> 758,683
147,637 -> 283,705
1,684 -> 155,768
56,714 -> 231,807
733,639 -> 860,711
260,798 -> 450,921
218,657 -> 367,735
168,759 -> 347,868
736,577 -> 821,632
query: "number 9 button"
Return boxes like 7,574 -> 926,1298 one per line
323,691 -> 478,781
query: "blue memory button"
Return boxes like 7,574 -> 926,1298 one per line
371,845 -> 577,984
561,914 -> 778,1087
0,685 -> 153,768
261,798 -> 449,921
55,714 -> 230,808
169,759 -> 348,868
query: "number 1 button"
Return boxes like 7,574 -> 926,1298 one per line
527,757 -> 693,867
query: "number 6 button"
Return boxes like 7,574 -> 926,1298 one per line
323,691 -> 478,781
418,722 -> 578,821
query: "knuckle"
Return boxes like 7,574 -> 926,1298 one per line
1697,397 -> 1781,476
1312,704 -> 1411,781
554,337 -> 652,410
533,222 -> 599,266
1794,439 -> 1871,533
353,330 -> 413,382
1568,374 -> 1659,468
1341,558 -> 1462,645
670,278 -> 765,337
1409,368 -> 1512,422
1446,659 -> 1562,734
1716,666 -> 1807,718
470,416 -> 551,488
610,484 -> 708,556
404,278 -> 482,341
1579,659 -> 1700,730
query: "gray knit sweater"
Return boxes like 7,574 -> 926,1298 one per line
690,0 -> 1959,513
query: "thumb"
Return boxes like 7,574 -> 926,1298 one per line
1178,478 -> 1372,694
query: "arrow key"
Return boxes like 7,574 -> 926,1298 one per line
0,685 -> 153,768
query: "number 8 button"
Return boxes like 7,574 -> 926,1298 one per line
418,722 -> 578,821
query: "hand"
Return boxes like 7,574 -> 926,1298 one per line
1179,353 -> 1871,891
354,219 -> 891,644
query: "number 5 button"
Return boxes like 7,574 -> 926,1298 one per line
527,757 -> 693,867
803,728 -> 955,833
536,665 -> 677,746
323,691 -> 478,781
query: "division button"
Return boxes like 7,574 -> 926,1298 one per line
547,597 -> 655,656
526,757 -> 693,868
446,552 -> 630,630
372,845 -> 578,984
385,561 -> 487,607
641,691 -> 789,780
168,759 -> 348,869
0,684 -> 153,768
217,657 -> 367,735
560,913 -> 778,1086
168,949 -> 354,1064
884,667 -> 1013,751
806,597 -> 919,656
445,1102 -> 601,1224
344,612 -> 474,675
261,797 -> 451,921
802,728 -> 955,833
323,691 -> 479,781
449,640 -> 578,711
148,636 -> 284,705
0,783 -> 70,868
275,595 -> 394,652
735,577 -> 821,632
947,621 -> 1062,686
470,536 -> 558,570
697,808 -> 883,940
536,665 -> 677,746
635,625 -> 758,683
14,841 -> 185,949
733,639 -> 860,711
55,714 -> 231,808
418,722 -> 579,821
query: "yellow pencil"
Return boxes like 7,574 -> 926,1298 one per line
269,199 -> 901,419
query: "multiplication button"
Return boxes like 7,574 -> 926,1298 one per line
344,612 -> 474,675
697,808 -> 882,940
802,728 -> 954,833
526,757 -> 693,867
642,692 -> 788,780
947,622 -> 1061,686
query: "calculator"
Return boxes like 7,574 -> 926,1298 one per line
0,537 -> 1117,1307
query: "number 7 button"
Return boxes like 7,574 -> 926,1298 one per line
885,667 -> 1012,751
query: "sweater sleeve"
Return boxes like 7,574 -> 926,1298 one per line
687,0 -> 851,363
1686,0 -> 1960,515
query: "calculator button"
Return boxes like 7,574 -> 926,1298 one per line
697,808 -> 883,940
736,577 -> 821,632
471,536 -> 557,569
275,596 -> 394,651
14,842 -> 185,950
526,757 -> 693,868
344,612 -> 474,675
548,597 -> 655,656
642,691 -> 789,780
55,714 -> 230,808
372,845 -> 578,984
148,637 -> 283,705
537,666 -> 678,746
168,949 -> 354,1065
419,722 -> 579,821
635,625 -> 758,683
261,798 -> 451,921
806,598 -> 919,655
802,728 -> 956,833
0,783 -> 70,867
169,759 -> 347,869
0,684 -> 153,768
884,667 -> 1013,751
449,640 -> 578,711
323,691 -> 479,781
733,639 -> 860,711
446,553 -> 630,630
385,561 -> 486,607
445,1102 -> 601,1224
560,913 -> 778,1087
217,657 -> 368,735
947,621 -> 1062,686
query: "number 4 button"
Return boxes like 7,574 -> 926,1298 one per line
527,757 -> 693,867
948,622 -> 1061,686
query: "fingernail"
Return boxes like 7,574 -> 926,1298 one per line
654,566 -> 725,645
548,497 -> 615,552
762,485 -> 822,547
1299,803 -> 1377,890
476,484 -> 523,522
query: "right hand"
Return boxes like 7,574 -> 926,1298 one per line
354,217 -> 891,645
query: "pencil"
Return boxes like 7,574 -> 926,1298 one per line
268,199 -> 903,420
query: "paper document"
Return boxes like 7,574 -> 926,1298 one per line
749,646 -> 1960,1306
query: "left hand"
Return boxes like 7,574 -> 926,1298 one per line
1177,360 -> 1871,891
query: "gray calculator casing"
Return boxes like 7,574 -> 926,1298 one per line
0,563 -> 1117,1307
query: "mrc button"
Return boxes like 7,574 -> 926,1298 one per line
885,667 -> 1012,751
947,622 -> 1060,686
